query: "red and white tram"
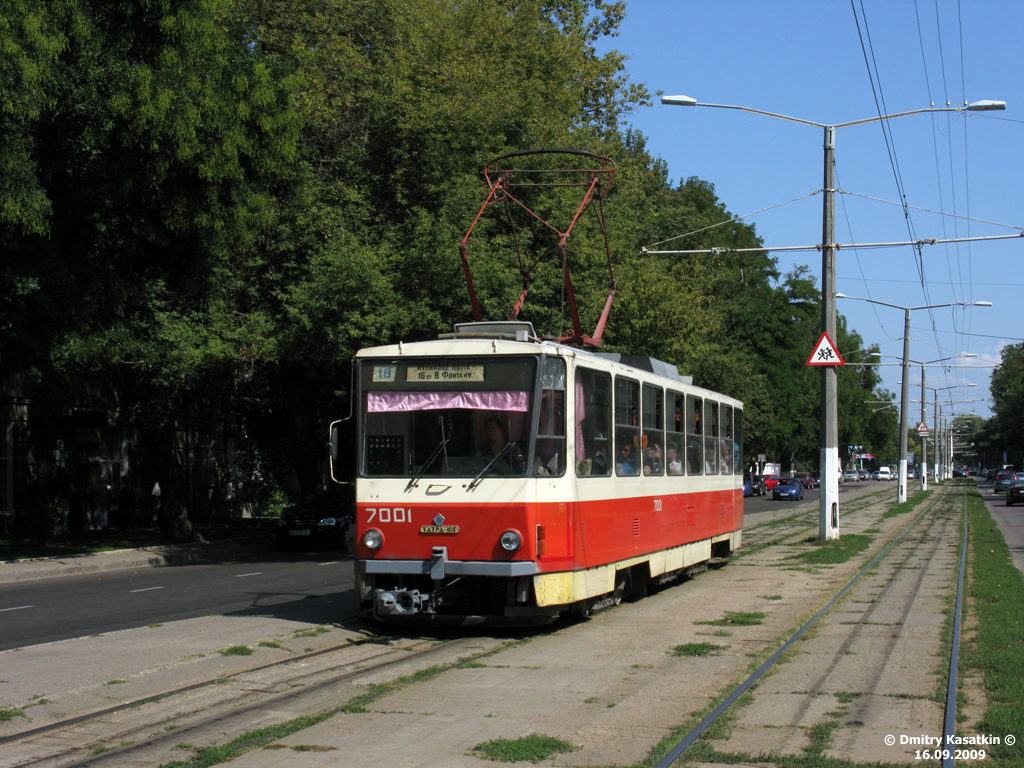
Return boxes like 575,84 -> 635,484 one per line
345,320 -> 743,624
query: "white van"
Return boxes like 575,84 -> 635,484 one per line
875,467 -> 893,481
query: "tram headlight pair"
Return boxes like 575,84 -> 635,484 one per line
362,528 -> 384,551
499,529 -> 522,552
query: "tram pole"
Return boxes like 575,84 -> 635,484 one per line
660,95 -> 1004,541
820,126 -> 840,540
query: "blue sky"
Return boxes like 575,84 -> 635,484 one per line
598,1 -> 1024,421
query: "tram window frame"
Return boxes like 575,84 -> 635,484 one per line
641,384 -> 664,476
614,376 -> 640,477
574,367 -> 612,477
733,407 -> 744,475
720,404 -> 733,475
686,395 -> 703,475
667,391 -> 685,476
535,356 -> 566,477
704,400 -> 719,475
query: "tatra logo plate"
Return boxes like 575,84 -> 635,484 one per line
420,525 -> 459,534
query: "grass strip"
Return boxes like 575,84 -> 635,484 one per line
966,488 -> 1024,765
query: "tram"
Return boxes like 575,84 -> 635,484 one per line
335,150 -> 743,624
342,321 -> 743,623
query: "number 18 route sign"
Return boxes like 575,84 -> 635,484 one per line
806,332 -> 845,367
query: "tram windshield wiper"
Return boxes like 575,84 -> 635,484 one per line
468,440 -> 518,491
406,417 -> 449,492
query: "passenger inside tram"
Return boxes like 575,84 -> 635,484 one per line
667,444 -> 682,475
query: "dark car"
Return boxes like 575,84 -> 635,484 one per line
773,477 -> 805,501
275,490 -> 353,549
793,472 -> 818,489
994,471 -> 1018,494
1006,479 -> 1024,507
744,474 -> 766,497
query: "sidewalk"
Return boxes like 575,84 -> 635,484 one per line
0,534 -> 273,584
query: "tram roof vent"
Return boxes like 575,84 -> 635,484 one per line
593,353 -> 693,385
441,321 -> 538,342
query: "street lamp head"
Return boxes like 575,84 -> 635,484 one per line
662,95 -> 698,107
967,100 -> 1006,112
973,301 -> 993,307
835,292 -> 847,298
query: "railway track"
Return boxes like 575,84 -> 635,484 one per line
1,629 -> 521,768
656,481 -> 973,766
1,484 -> 976,767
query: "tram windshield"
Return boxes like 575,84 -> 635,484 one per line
359,356 -> 558,478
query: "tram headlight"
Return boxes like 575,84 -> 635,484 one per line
362,528 -> 384,551
499,529 -> 522,552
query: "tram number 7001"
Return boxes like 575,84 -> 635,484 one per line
366,507 -> 412,524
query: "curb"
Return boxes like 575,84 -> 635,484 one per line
0,535 -> 273,584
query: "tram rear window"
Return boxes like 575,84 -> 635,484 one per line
359,357 -> 537,478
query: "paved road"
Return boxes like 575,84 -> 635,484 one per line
0,550 -> 356,651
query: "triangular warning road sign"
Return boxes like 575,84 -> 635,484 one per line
806,332 -> 845,366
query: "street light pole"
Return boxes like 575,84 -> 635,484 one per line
837,296 -> 991,504
821,125 -> 839,540
662,95 -> 1004,538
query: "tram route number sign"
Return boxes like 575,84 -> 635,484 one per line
806,332 -> 845,367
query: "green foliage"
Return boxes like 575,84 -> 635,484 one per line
1,0 -> 904,524
967,490 -> 1024,764
472,733 -> 578,763
789,533 -> 871,565
987,343 -> 1024,464
671,642 -> 726,657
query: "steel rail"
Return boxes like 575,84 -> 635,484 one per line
942,483 -> 970,767
655,485 -> 959,768
0,633 -> 405,746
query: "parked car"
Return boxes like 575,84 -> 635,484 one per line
762,474 -> 783,491
773,477 -> 806,501
994,471 -> 1018,494
1006,479 -> 1024,506
842,470 -> 859,482
744,474 -> 766,497
793,472 -> 818,489
275,490 -> 353,550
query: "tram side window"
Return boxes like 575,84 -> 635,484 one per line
642,384 -> 664,475
704,401 -> 719,475
667,391 -> 685,475
734,408 -> 744,474
720,404 -> 733,475
686,395 -> 703,475
575,368 -> 611,477
536,357 -> 566,476
615,377 -> 640,476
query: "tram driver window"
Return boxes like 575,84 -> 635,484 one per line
575,368 -> 611,477
535,357 -> 566,476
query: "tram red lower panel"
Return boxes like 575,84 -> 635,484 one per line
356,489 -> 743,572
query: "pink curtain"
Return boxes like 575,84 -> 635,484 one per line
367,391 -> 530,413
